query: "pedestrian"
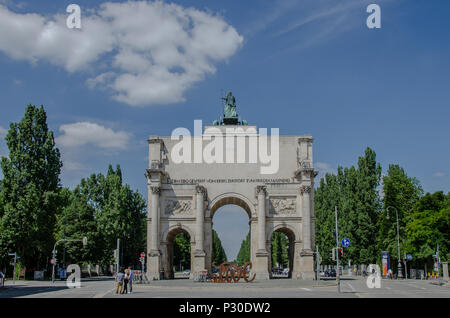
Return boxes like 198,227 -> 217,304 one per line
122,268 -> 129,294
115,268 -> 125,294
0,271 -> 4,288
388,268 -> 393,279
127,266 -> 133,294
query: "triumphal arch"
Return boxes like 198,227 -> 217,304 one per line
146,92 -> 317,280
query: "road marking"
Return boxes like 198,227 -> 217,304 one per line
386,286 -> 392,290
301,288 -> 312,291
345,282 -> 356,292
93,288 -> 114,298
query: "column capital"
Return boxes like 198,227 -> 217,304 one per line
150,186 -> 161,194
196,185 -> 207,197
256,185 -> 267,196
300,185 -> 312,195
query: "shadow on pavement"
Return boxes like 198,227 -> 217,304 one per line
0,284 -> 68,298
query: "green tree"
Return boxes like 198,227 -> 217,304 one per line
173,232 -> 191,271
236,232 -> 250,265
57,165 -> 146,268
271,232 -> 289,268
0,105 -> 62,270
377,164 -> 423,272
405,192 -> 450,270
212,230 -> 227,265
315,148 -> 381,265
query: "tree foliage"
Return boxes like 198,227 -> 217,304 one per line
315,148 -> 381,265
212,229 -> 227,265
0,105 -> 62,269
376,164 -> 423,270
56,165 -> 146,268
271,232 -> 289,268
236,232 -> 250,265
173,232 -> 191,271
405,192 -> 450,269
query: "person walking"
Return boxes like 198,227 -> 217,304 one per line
122,268 -> 129,294
115,268 -> 125,294
127,267 -> 133,294
0,271 -> 5,288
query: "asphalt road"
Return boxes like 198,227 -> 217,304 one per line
0,277 -> 449,298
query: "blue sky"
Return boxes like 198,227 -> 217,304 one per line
0,0 -> 449,260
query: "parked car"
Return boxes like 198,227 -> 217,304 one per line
183,269 -> 190,275
325,268 -> 336,277
271,268 -> 282,275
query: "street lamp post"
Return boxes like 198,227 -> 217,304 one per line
52,237 -> 87,283
386,206 -> 403,279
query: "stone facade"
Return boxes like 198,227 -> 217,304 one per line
145,124 -> 317,280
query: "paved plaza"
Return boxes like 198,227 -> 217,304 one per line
1,277 -> 449,298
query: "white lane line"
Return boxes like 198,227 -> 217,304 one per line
346,282 -> 356,292
301,288 -> 312,291
386,286 -> 392,290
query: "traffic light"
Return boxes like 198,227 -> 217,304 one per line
331,248 -> 336,261
338,248 -> 343,257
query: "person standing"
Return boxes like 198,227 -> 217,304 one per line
127,267 -> 133,294
115,268 -> 125,294
122,268 -> 129,294
0,271 -> 5,288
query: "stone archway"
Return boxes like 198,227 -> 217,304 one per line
268,225 -> 298,279
163,225 -> 194,279
208,193 -> 253,269
145,121 -> 317,280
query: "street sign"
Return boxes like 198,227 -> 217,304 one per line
341,238 -> 350,247
407,254 -> 412,261
140,252 -> 145,258
50,258 -> 56,265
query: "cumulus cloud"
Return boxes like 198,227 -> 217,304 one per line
56,122 -> 131,149
0,125 -> 7,139
434,172 -> 445,177
0,1 -> 243,106
315,162 -> 335,174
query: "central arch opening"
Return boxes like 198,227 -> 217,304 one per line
210,195 -> 252,268
166,227 -> 192,279
270,227 -> 295,279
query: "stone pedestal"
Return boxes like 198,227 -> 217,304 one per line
193,250 -> 206,274
147,251 -> 161,280
299,249 -> 315,280
254,251 -> 270,280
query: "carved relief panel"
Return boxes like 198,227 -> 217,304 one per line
164,197 -> 193,217
269,197 -> 296,216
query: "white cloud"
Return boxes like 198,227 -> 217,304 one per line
56,122 -> 131,149
63,161 -> 89,173
0,125 -> 7,139
315,162 -> 335,175
434,172 -> 445,177
0,1 -> 243,106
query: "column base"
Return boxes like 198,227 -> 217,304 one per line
193,250 -> 206,275
299,249 -> 314,280
146,251 -> 161,280
254,250 -> 270,280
